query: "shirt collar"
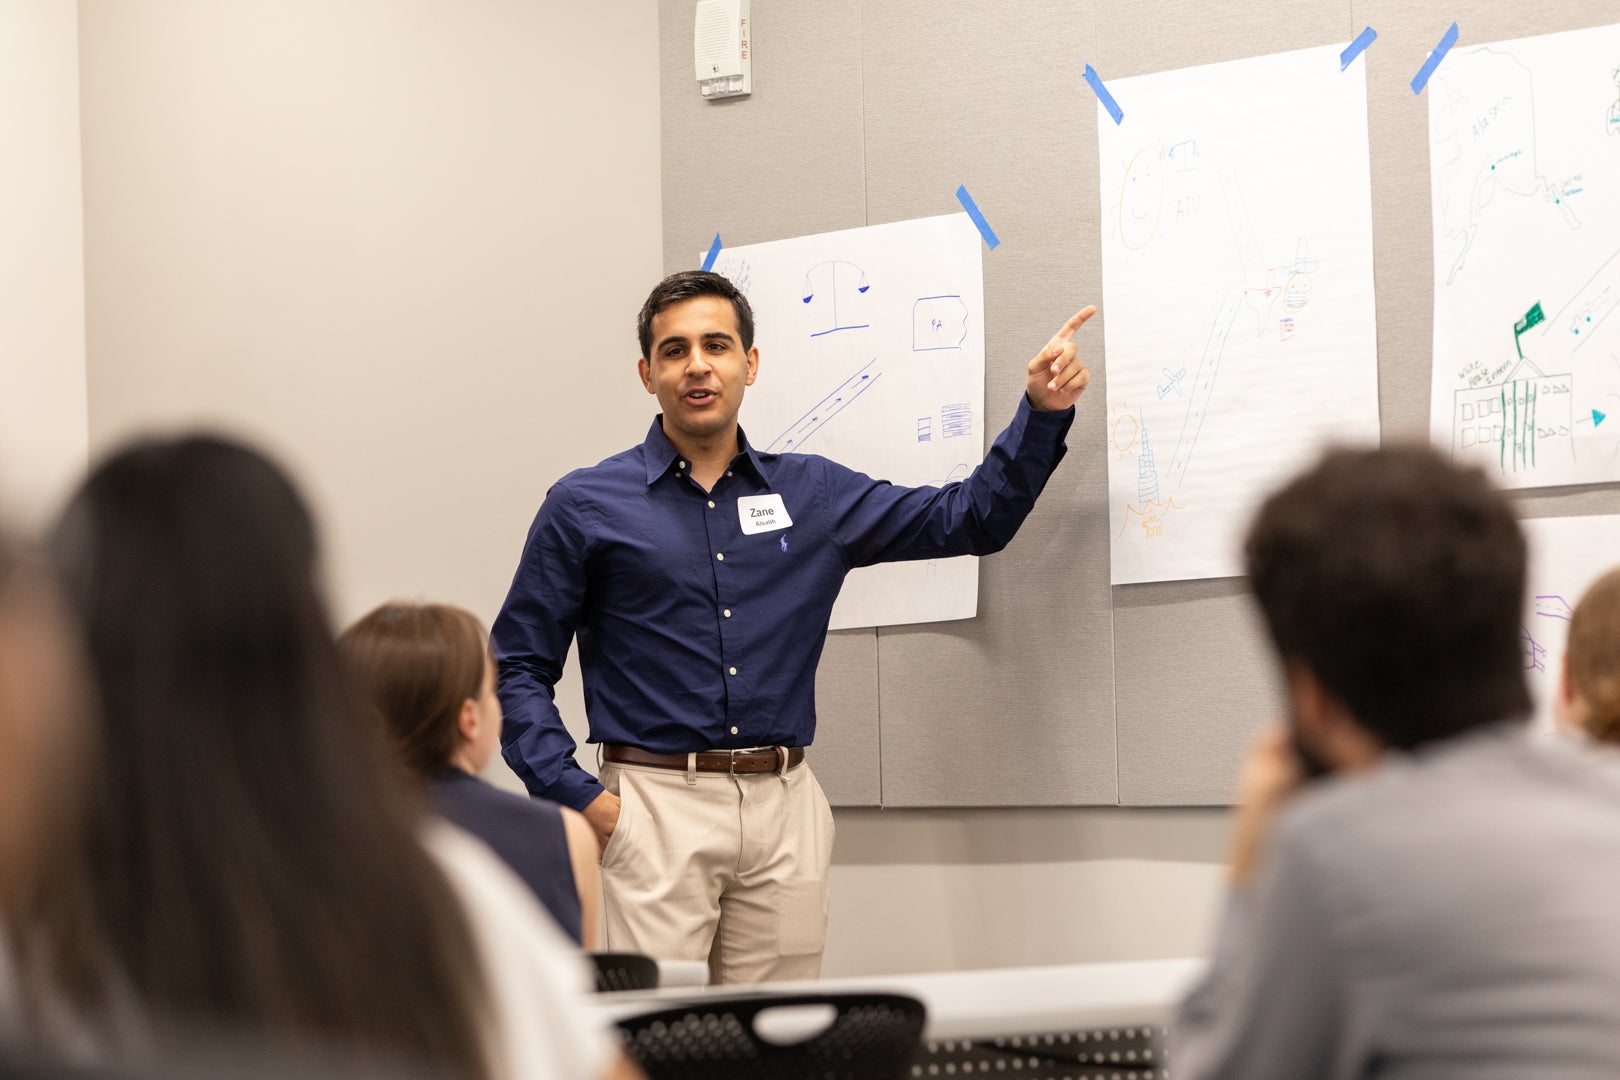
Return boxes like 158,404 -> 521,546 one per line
640,416 -> 774,486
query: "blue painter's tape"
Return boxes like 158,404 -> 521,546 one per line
1083,63 -> 1124,126
700,232 -> 722,272
1340,27 -> 1377,70
955,185 -> 1000,250
1410,21 -> 1459,95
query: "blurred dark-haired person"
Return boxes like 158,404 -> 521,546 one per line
1173,445 -> 1620,1080
21,435 -> 640,1080
340,602 -> 599,946
0,531 -> 88,1047
495,269 -> 1096,982
1557,567 -> 1620,746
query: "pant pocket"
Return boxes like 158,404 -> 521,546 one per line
599,768 -> 637,871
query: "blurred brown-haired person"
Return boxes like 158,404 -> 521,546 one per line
340,602 -> 600,947
0,530 -> 88,1048
1174,445 -> 1620,1080
1557,567 -> 1620,746
17,434 -> 638,1079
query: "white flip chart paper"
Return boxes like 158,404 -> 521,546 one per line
1098,43 -> 1381,584
1429,24 -> 1620,490
709,214 -> 986,629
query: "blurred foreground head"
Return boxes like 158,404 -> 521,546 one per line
29,435 -> 488,1075
1245,444 -> 1530,751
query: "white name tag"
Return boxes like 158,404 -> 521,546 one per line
737,493 -> 793,535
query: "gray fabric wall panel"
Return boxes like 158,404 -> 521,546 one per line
1094,2 -> 1351,80
860,1 -> 1116,806
658,0 -> 867,270
1113,580 -> 1281,805
811,630 -> 883,806
659,0 -> 880,806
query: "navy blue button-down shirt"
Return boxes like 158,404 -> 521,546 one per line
493,395 -> 1073,810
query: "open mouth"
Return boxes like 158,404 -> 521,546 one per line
683,388 -> 717,405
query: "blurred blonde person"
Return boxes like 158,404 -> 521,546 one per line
1557,567 -> 1620,745
341,603 -> 600,947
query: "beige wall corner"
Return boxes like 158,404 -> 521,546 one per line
0,1 -> 88,530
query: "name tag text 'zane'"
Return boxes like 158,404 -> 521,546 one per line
736,493 -> 793,535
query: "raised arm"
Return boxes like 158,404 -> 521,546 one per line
829,307 -> 1096,567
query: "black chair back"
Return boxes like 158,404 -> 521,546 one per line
616,992 -> 926,1080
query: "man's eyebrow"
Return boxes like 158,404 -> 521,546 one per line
656,330 -> 736,353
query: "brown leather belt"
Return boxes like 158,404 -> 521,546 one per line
603,744 -> 804,774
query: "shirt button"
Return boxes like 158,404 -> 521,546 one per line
707,500 -> 715,509
730,726 -> 739,735
729,666 -> 737,675
723,609 -> 731,618
678,460 -> 687,469
716,552 -> 724,561
726,470 -> 733,476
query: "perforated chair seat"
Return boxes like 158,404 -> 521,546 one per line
616,992 -> 926,1080
590,951 -> 661,993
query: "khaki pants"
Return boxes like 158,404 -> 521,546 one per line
597,758 -> 835,985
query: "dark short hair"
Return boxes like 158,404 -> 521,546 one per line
637,270 -> 755,358
1245,444 -> 1530,749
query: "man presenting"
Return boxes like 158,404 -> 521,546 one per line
494,270 -> 1092,982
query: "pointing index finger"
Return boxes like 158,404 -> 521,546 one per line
1055,305 -> 1099,344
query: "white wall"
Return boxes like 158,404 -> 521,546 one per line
68,0 -> 1229,979
76,0 -> 663,633
0,0 -> 88,529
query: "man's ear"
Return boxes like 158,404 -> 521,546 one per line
457,697 -> 479,746
637,357 -> 654,393
744,346 -> 759,387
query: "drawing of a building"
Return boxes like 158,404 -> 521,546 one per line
1136,419 -> 1159,504
1453,374 -> 1574,474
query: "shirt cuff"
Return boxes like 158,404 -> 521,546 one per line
1013,393 -> 1076,463
1019,391 -> 1077,429
551,770 -> 606,813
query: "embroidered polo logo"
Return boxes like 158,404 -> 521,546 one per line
780,535 -> 789,552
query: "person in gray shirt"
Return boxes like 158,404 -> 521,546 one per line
1172,445 -> 1620,1080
